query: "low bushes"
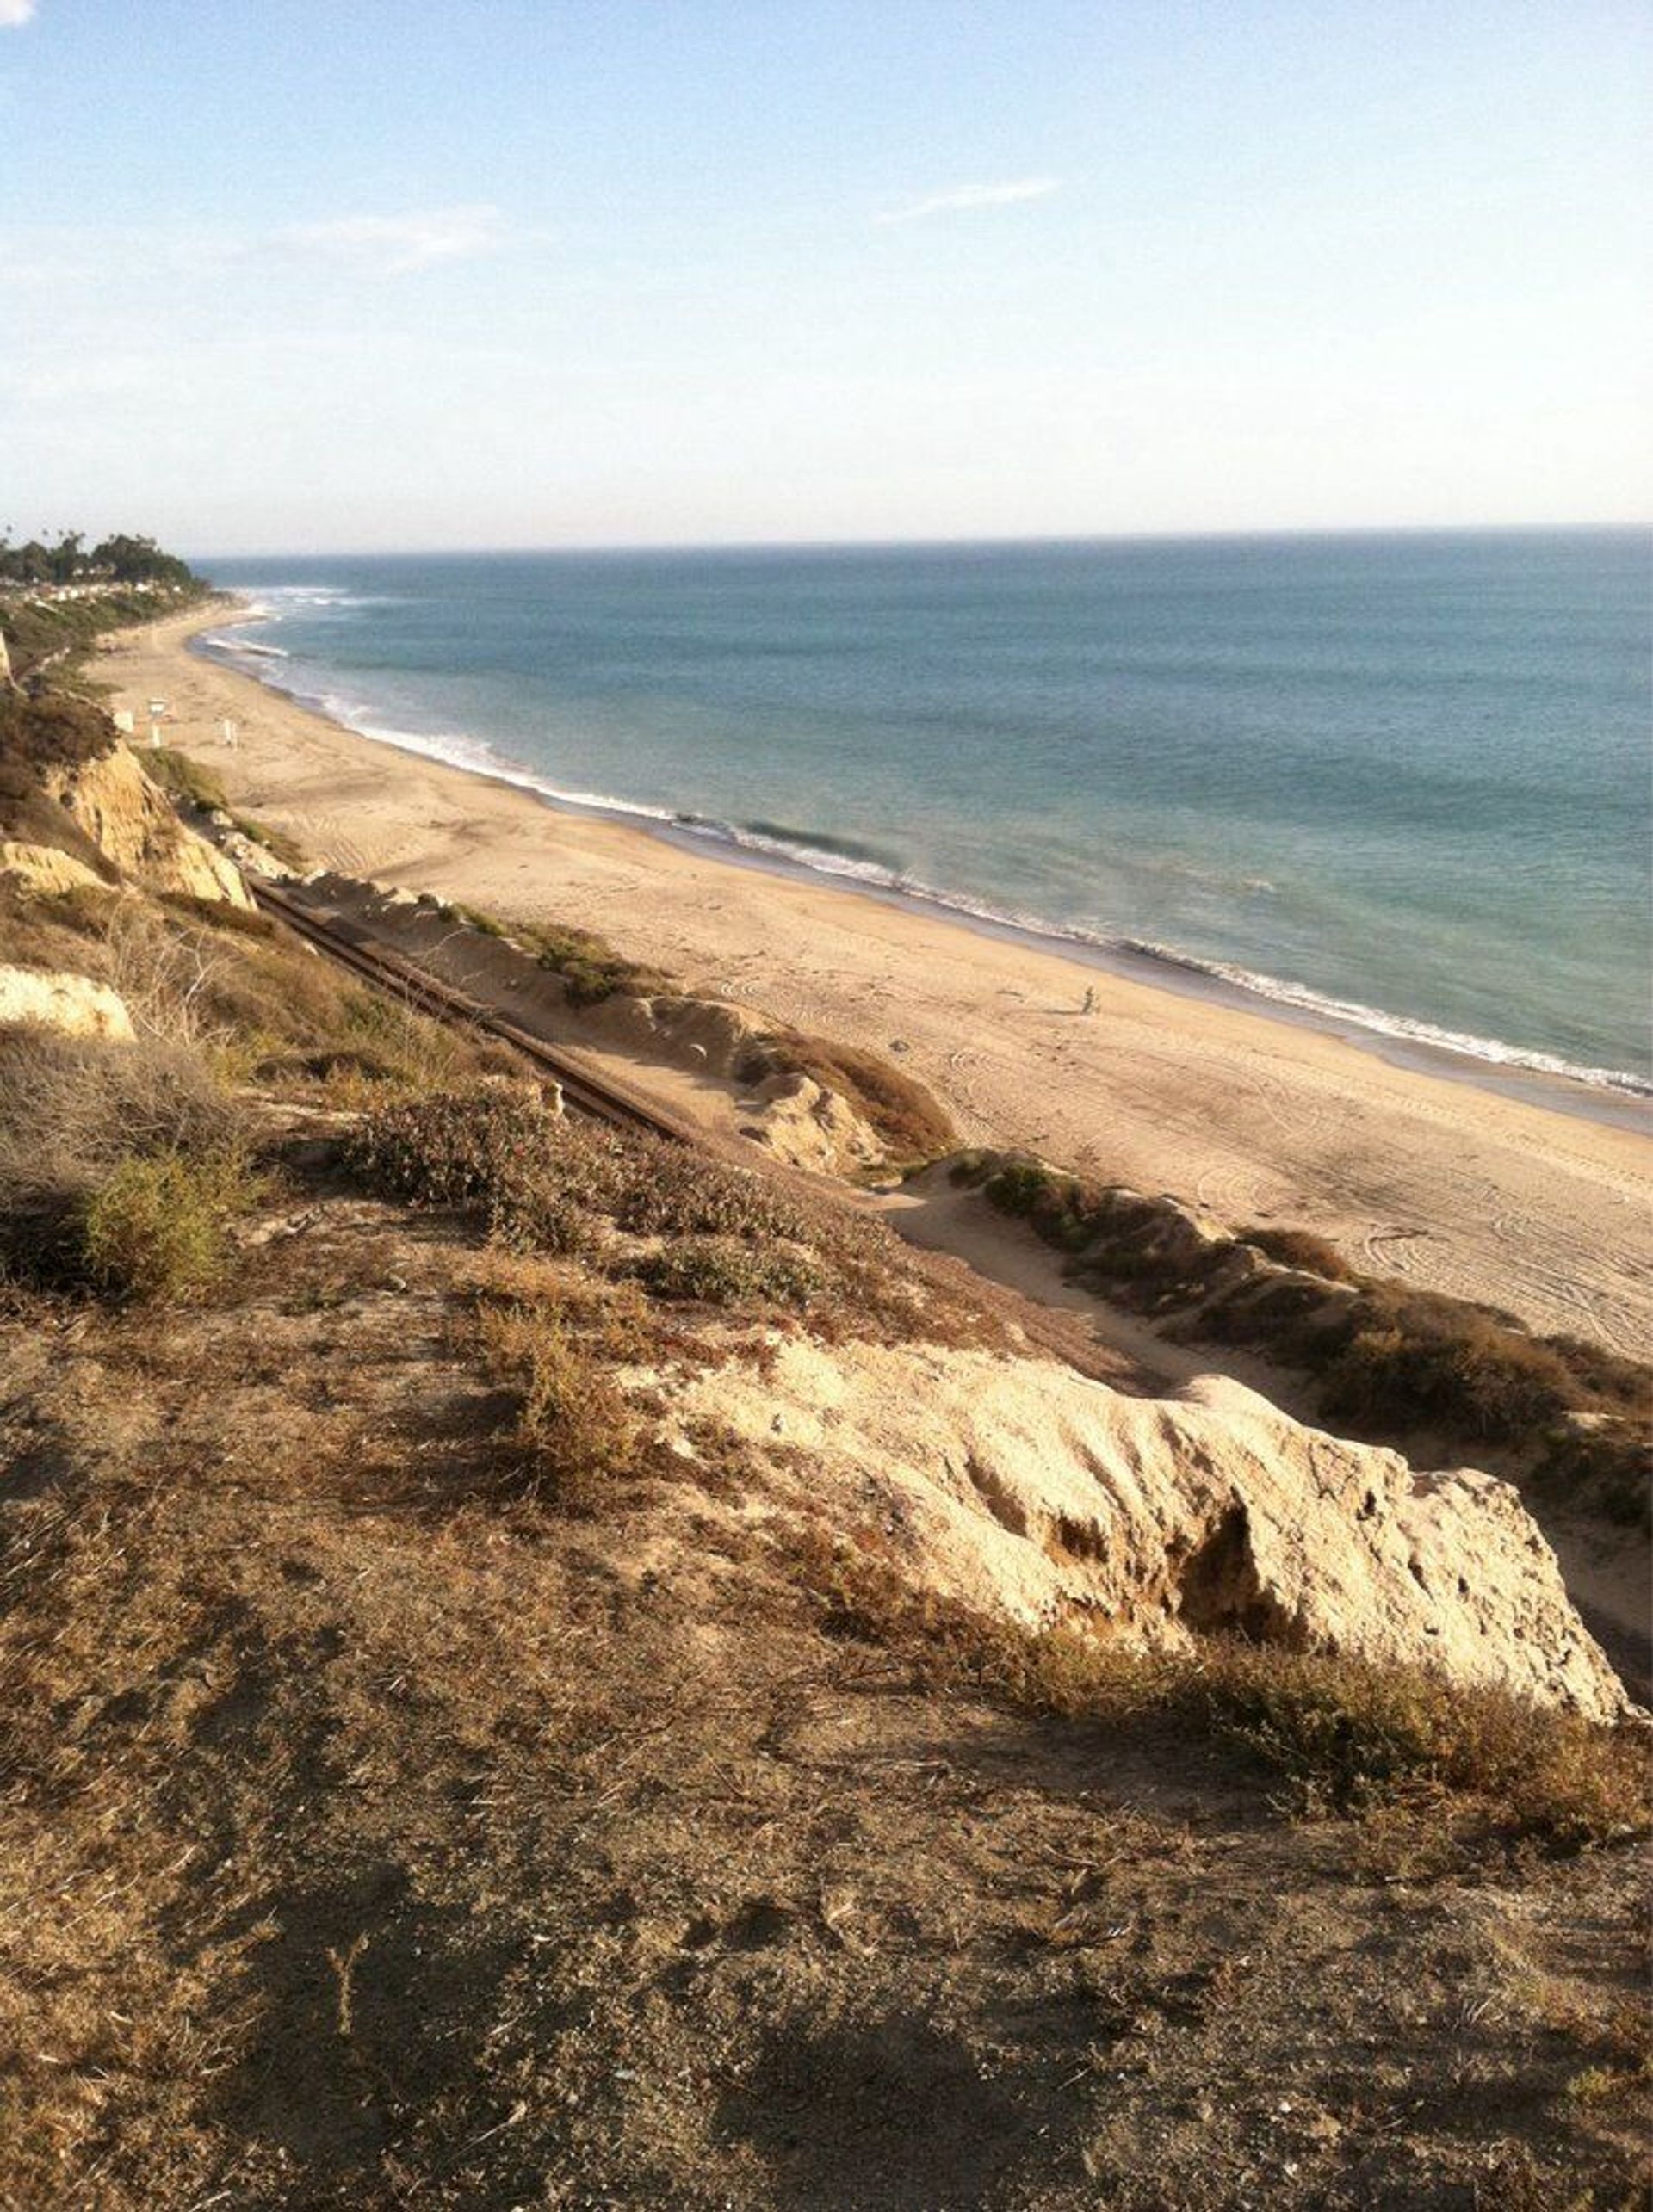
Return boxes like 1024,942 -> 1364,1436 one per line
1239,1224 -> 1354,1280
1186,1641 -> 1645,1846
523,921 -> 672,1006
1318,1307 -> 1574,1440
442,900 -> 673,1005
345,1086 -> 624,1251
0,1026 -> 238,1289
0,1022 -> 257,1301
230,814 -> 306,869
344,1086 -> 966,1340
792,1528 -> 1650,1857
345,1088 -> 805,1263
470,1301 -> 641,1511
78,1149 -> 258,1304
610,1140 -> 812,1242
628,1235 -> 823,1311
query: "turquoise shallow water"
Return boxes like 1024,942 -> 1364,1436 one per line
200,530 -> 1651,1092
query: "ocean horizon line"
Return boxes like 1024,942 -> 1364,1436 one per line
189,519 -> 1653,567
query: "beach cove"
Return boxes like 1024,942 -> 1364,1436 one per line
105,602 -> 1651,1356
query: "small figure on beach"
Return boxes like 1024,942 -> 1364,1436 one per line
1080,986 -> 1096,1016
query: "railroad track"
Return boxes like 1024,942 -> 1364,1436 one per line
250,880 -> 702,1146
249,877 -> 1145,1390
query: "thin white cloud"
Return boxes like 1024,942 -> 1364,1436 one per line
0,1 -> 39,26
273,203 -> 508,276
875,176 -> 1060,227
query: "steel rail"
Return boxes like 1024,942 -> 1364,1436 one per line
249,879 -> 702,1144
246,878 -> 1151,1391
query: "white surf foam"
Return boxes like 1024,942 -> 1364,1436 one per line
190,619 -> 1652,1103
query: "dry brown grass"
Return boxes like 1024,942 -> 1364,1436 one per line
785,1525 -> 1652,1863
1239,1223 -> 1356,1280
104,896 -> 499,1094
467,1298 -> 643,1511
0,1024 -> 240,1290
0,1112 -> 1645,2207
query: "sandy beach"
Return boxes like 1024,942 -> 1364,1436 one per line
102,604 -> 1652,1354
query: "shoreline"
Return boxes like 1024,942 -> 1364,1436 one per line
193,601 -> 1651,1129
102,600 -> 1653,1351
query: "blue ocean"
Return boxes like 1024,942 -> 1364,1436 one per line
199,531 -> 1650,1094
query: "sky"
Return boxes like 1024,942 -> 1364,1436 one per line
3,0 -> 1649,555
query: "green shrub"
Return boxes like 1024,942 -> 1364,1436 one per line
442,902 -> 672,1004
448,901 -> 509,939
982,1157 -> 1093,1246
228,812 -> 306,869
140,746 -> 228,814
530,923 -> 672,1006
629,1235 -> 823,1311
0,1023 -> 243,1292
77,1149 -> 257,1303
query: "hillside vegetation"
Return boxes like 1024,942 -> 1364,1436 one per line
0,532 -> 209,686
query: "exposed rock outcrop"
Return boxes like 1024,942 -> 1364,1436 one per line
739,1068 -> 886,1174
0,965 -> 134,1041
45,746 -> 251,908
679,1338 -> 1629,1721
207,816 -> 297,882
0,840 -> 108,897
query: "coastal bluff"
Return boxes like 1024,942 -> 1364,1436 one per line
2,674 -> 1646,2209
683,1339 -> 1631,1723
